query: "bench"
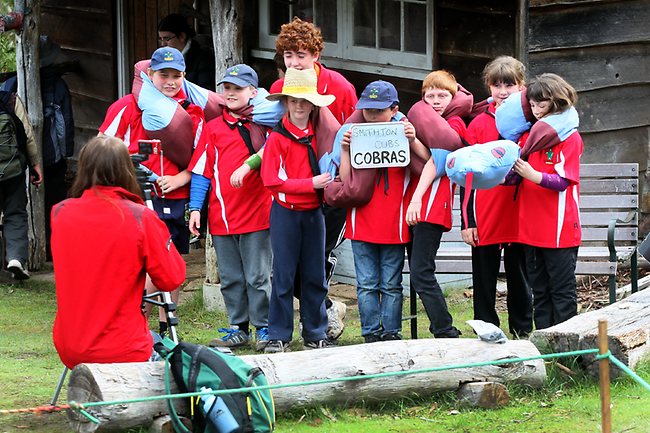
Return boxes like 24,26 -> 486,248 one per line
332,163 -> 640,338
403,162 -> 641,337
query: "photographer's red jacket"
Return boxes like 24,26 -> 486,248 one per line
51,186 -> 185,368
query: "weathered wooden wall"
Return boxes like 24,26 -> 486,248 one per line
40,0 -> 206,155
436,0 -> 519,99
40,0 -> 114,153
527,0 -> 650,231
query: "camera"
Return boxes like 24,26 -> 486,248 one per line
131,140 -> 160,200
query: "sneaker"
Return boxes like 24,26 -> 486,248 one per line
381,332 -> 403,341
434,327 -> 462,339
255,327 -> 270,351
303,339 -> 336,350
7,259 -> 29,280
363,334 -> 382,344
209,326 -> 250,348
326,300 -> 346,340
264,340 -> 291,353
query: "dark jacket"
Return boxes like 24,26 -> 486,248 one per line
184,39 -> 216,91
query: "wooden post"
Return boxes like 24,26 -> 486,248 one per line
13,0 -> 46,270
598,319 -> 612,433
203,0 -> 245,292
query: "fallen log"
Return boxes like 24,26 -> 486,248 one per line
530,288 -> 650,378
67,338 -> 546,433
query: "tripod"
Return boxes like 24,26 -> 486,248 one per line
134,140 -> 180,344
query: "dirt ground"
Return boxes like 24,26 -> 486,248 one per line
18,243 -> 642,316
182,244 -> 643,315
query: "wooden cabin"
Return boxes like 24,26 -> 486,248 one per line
37,0 -> 650,226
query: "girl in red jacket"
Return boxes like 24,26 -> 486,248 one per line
513,73 -> 583,329
51,137 -> 185,368
463,56 -> 532,338
261,68 -> 339,353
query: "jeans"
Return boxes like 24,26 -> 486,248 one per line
351,240 -> 404,336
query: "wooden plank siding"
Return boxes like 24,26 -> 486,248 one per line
527,0 -> 650,226
436,0 -> 518,98
40,1 -> 114,153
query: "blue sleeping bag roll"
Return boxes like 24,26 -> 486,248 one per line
445,140 -> 520,189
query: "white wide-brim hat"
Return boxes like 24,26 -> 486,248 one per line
267,68 -> 335,107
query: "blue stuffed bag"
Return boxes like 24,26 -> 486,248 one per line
445,140 -> 520,189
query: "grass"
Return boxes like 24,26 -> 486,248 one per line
1,272 -> 649,433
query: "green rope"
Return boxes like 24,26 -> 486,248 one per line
595,350 -> 612,360
608,354 -> 650,392
68,347 -> 650,426
72,348 -> 599,417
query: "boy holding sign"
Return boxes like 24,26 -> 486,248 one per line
338,81 -> 419,343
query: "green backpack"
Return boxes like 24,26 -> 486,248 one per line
156,338 -> 276,433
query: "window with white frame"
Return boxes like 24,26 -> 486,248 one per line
258,0 -> 433,70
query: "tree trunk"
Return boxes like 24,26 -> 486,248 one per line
530,288 -> 650,378
67,339 -> 546,432
14,0 -> 45,270
203,0 -> 245,288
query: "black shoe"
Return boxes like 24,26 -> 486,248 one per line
364,334 -> 382,343
381,332 -> 403,341
303,339 -> 336,350
434,327 -> 461,338
264,340 -> 291,353
7,259 -> 30,280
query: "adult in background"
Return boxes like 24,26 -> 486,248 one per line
158,13 -> 216,90
0,88 -> 43,280
51,136 -> 185,369
3,35 -> 75,261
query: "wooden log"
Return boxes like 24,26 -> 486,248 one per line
530,288 -> 650,378
456,382 -> 510,409
67,338 -> 545,432
148,415 -> 191,433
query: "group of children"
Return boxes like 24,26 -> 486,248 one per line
97,17 -> 583,354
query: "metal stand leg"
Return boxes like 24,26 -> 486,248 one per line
50,366 -> 69,406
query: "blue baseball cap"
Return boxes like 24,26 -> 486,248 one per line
150,47 -> 186,72
356,80 -> 399,110
218,64 -> 259,88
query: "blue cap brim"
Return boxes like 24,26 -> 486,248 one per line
356,100 -> 398,110
150,62 -> 185,72
218,77 -> 256,88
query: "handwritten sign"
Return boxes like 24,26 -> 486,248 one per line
349,122 -> 410,169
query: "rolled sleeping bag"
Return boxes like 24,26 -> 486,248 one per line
445,140 -> 520,190
495,88 -> 536,142
132,60 -> 195,168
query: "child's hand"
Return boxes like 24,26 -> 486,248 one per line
230,164 -> 251,188
461,228 -> 479,247
188,210 -> 201,236
157,172 -> 190,194
406,201 -> 422,226
312,173 -> 332,189
341,130 -> 352,151
403,121 -> 416,142
513,158 -> 542,184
